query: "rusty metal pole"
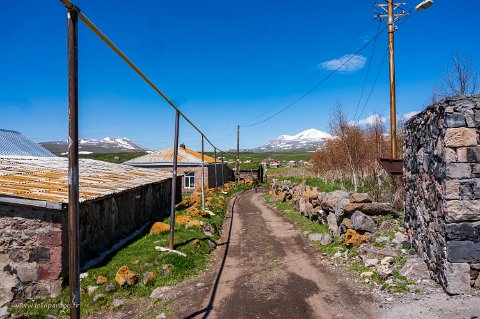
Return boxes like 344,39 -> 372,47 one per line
67,6 -> 80,319
169,110 -> 180,250
236,125 -> 240,183
221,156 -> 225,188
387,0 -> 397,160
214,148 -> 218,191
201,136 -> 205,211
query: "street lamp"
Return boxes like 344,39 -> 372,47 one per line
415,0 -> 434,12
374,0 -> 433,160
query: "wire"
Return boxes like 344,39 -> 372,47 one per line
354,20 -> 381,120
242,22 -> 390,128
241,18 -> 376,126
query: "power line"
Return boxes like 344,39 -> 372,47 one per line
354,20 -> 381,120
59,0 -> 230,156
356,47 -> 389,122
242,22 -> 390,128
241,18 -> 376,126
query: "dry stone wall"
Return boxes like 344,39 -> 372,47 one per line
269,181 -> 400,243
404,94 -> 480,294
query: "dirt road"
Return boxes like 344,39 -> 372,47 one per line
176,189 -> 377,319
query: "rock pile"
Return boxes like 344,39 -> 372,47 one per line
404,95 -> 480,294
269,180 -> 400,242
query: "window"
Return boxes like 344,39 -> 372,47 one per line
184,172 -> 195,189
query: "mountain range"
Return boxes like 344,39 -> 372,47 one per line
40,137 -> 149,155
254,128 -> 332,151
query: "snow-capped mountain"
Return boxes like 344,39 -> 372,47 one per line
254,129 -> 332,151
40,137 -> 149,155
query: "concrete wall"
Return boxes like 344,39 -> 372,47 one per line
0,177 -> 180,305
404,95 -> 480,294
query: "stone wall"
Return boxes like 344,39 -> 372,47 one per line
404,94 -> 480,294
269,180 -> 400,241
0,177 -> 181,306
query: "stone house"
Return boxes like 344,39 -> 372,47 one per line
404,95 -> 480,294
124,144 -> 234,193
0,156 -> 179,306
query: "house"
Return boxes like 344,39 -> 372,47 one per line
269,160 -> 280,169
287,160 -> 298,167
0,128 -> 55,157
124,144 -> 234,193
0,156 -> 179,305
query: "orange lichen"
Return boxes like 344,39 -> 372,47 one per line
175,215 -> 201,228
149,222 -> 171,235
115,266 -> 138,286
344,229 -> 369,246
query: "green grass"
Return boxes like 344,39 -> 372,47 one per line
9,184 -> 251,318
206,150 -> 311,170
274,177 -> 341,193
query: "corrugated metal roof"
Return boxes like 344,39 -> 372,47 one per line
0,156 -> 172,204
0,129 -> 56,157
125,146 -> 218,165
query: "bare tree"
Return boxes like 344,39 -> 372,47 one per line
440,52 -> 478,98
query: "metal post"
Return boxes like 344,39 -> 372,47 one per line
236,125 -> 240,182
169,111 -> 180,250
221,156 -> 225,187
201,135 -> 205,211
387,0 -> 397,160
67,6 -> 80,319
214,148 -> 218,191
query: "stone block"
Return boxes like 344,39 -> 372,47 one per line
445,112 -> 466,128
447,240 -> 480,263
350,210 -> 376,233
456,148 -> 468,162
28,247 -> 50,262
444,180 -> 460,200
445,222 -> 479,242
444,262 -> 471,295
445,128 -> 477,147
444,147 -> 457,163
445,200 -> 480,222
39,263 -> 62,280
16,266 -> 39,283
467,147 -> 480,162
446,163 -> 471,179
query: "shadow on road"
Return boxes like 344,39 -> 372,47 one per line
183,190 -> 245,319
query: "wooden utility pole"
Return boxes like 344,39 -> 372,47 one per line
169,111 -> 180,250
374,1 -> 407,160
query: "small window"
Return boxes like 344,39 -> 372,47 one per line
184,172 -> 195,189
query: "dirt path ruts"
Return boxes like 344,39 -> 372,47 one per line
178,189 -> 378,319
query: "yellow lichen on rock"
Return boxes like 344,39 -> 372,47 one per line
115,266 -> 138,286
344,229 -> 369,246
142,272 -> 156,285
149,222 -> 170,235
175,215 -> 201,228
96,275 -> 107,285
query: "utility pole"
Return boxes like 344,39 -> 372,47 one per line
66,4 -> 80,318
236,125 -> 240,182
374,1 -> 407,160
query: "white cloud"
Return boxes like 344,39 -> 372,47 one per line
349,114 -> 386,126
400,111 -> 420,121
320,54 -> 367,73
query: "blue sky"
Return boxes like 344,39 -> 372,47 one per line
1,0 -> 479,151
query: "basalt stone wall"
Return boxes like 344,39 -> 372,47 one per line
0,177 -> 181,306
404,94 -> 480,295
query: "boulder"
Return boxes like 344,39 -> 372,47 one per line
96,275 -> 108,285
344,229 -> 369,246
327,212 -> 340,237
115,266 -> 138,286
341,202 -> 400,217
142,272 -> 156,285
308,233 -> 324,241
321,190 -> 350,211
399,258 -> 431,281
351,211 -> 376,233
320,234 -> 333,246
150,222 -> 170,235
349,193 -> 372,203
